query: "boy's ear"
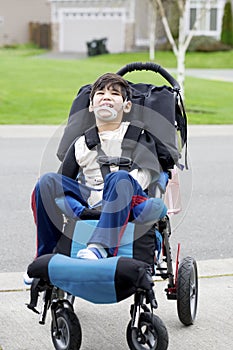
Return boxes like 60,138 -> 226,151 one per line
89,100 -> 94,112
123,100 -> 132,114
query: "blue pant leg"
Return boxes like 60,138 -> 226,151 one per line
88,170 -> 148,249
34,172 -> 90,256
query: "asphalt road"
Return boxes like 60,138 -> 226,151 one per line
0,125 -> 233,350
0,125 -> 233,272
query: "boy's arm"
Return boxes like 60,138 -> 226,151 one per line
57,140 -> 80,179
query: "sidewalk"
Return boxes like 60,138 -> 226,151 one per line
0,258 -> 233,350
1,124 -> 233,139
169,68 -> 233,83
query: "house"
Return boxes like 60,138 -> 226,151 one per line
0,0 -> 231,51
48,0 -> 140,53
0,0 -> 50,47
185,0 -> 227,40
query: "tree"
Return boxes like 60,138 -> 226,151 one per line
149,0 -> 157,61
221,1 -> 233,46
149,0 -> 210,98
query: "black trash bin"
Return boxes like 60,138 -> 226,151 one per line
86,38 -> 109,56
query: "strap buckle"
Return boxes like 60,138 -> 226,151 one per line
97,156 -> 132,167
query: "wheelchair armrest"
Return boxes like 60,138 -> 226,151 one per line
148,171 -> 169,198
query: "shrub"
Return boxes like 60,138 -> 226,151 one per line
221,1 -> 233,46
188,35 -> 231,52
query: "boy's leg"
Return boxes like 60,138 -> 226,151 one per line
131,197 -> 167,225
87,170 -> 150,252
32,172 -> 90,257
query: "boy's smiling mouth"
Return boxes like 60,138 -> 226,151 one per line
99,103 -> 114,108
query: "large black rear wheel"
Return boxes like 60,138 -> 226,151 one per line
126,312 -> 169,350
177,256 -> 198,326
51,307 -> 82,350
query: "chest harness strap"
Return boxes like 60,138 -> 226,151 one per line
84,121 -> 145,180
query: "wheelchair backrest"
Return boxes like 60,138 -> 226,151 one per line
57,62 -> 187,166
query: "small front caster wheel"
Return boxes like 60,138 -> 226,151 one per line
51,308 -> 82,350
126,312 -> 169,350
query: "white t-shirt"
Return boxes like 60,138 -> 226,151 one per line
74,122 -> 151,207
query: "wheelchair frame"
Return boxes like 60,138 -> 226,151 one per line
26,62 -> 198,350
29,212 -> 198,350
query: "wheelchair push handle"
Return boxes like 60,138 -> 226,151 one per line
116,62 -> 180,91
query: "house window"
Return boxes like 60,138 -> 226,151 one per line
189,4 -> 218,32
190,8 -> 196,29
210,8 -> 217,31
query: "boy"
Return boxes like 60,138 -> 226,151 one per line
30,73 -> 167,263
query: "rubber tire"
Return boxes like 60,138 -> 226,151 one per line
177,256 -> 198,326
51,308 -> 82,350
126,312 -> 169,350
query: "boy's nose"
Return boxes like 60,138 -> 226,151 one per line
103,92 -> 111,99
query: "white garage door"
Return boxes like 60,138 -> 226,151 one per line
59,8 -> 126,53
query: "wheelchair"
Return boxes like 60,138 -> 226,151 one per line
26,62 -> 198,350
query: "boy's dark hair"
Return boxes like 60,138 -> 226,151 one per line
90,73 -> 132,102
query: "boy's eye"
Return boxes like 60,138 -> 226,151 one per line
95,90 -> 122,97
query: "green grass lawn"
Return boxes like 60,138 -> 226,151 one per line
0,47 -> 233,124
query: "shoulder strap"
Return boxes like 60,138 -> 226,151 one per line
84,125 -> 100,150
84,125 -> 111,179
85,121 -> 144,152
84,121 -> 145,179
121,120 -> 145,162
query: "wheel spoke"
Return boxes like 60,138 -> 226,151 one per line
145,325 -> 157,348
136,322 -> 158,349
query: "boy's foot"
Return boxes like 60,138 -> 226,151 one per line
77,245 -> 107,260
77,247 -> 102,259
23,271 -> 33,285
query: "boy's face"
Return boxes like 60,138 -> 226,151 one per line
89,84 -> 132,122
